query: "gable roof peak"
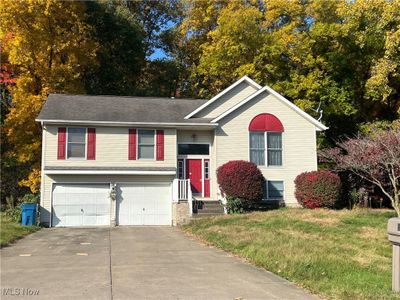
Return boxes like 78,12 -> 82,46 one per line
211,85 -> 328,131
184,75 -> 262,119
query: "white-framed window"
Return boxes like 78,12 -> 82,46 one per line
249,132 -> 265,165
265,180 -> 284,200
249,132 -> 282,166
204,160 -> 210,179
178,160 -> 185,179
67,128 -> 86,159
137,129 -> 155,159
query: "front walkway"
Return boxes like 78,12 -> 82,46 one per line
1,227 -> 318,299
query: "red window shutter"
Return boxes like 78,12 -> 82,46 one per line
87,128 -> 96,160
156,130 -> 164,161
57,127 -> 66,160
128,129 -> 137,160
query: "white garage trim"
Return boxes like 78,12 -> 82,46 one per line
117,182 -> 172,226
51,182 -> 111,227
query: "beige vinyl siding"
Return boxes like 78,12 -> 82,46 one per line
44,126 -> 177,168
195,82 -> 258,119
177,130 -> 213,144
41,174 -> 174,225
214,91 -> 318,205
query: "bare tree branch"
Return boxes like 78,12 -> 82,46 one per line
321,128 -> 400,216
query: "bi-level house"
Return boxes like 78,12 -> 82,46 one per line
36,76 -> 327,227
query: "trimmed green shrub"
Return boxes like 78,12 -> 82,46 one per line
295,170 -> 341,209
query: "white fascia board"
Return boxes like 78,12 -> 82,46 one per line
44,170 -> 177,175
184,76 -> 262,120
35,119 -> 218,128
211,85 -> 329,131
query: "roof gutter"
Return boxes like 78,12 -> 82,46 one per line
35,119 -> 218,128
44,170 -> 177,175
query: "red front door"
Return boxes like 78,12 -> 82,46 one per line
186,159 -> 202,194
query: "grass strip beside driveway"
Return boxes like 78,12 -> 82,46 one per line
1,214 -> 39,247
182,208 -> 400,300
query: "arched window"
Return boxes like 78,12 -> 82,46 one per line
249,114 -> 283,166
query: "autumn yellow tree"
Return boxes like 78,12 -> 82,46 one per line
180,0 -> 400,142
0,0 -> 98,192
195,1 -> 263,96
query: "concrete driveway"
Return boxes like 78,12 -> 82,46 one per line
1,227 -> 318,300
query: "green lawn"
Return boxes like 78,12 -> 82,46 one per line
0,214 -> 39,247
183,208 -> 400,300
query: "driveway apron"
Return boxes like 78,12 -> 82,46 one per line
1,227 -> 318,300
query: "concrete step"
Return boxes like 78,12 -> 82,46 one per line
194,200 -> 222,208
194,203 -> 224,214
201,201 -> 222,205
193,200 -> 224,215
193,199 -> 220,203
193,197 -> 214,201
200,204 -> 224,210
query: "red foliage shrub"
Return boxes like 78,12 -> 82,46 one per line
217,160 -> 264,205
295,170 -> 341,209
320,127 -> 400,215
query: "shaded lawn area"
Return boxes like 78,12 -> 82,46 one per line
183,208 -> 400,300
0,214 -> 39,247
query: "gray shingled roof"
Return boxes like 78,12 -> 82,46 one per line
37,94 -> 211,124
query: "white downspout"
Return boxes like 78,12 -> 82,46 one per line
40,122 -> 45,222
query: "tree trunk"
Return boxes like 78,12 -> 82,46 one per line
394,193 -> 400,217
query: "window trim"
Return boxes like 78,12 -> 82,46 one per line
204,160 -> 210,180
177,159 -> 185,179
66,127 -> 87,160
249,132 -> 265,166
266,132 -> 283,167
265,180 -> 285,201
137,129 -> 156,160
249,131 -> 284,167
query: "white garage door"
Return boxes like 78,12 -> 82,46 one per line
52,184 -> 110,227
117,183 -> 171,225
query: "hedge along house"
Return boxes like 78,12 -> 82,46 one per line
36,76 -> 328,227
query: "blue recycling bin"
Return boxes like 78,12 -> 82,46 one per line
21,203 -> 37,226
